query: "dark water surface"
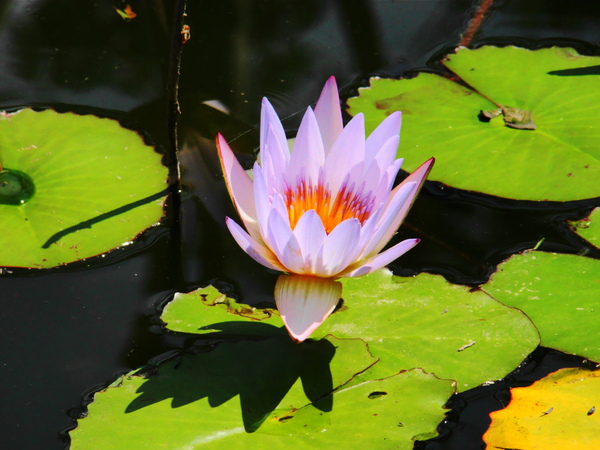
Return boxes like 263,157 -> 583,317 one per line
0,1 -> 598,449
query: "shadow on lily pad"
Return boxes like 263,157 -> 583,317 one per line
196,320 -> 286,337
125,334 -> 336,432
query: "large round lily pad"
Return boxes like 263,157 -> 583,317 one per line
0,108 -> 168,268
348,46 -> 600,201
162,270 -> 539,392
484,368 -> 600,449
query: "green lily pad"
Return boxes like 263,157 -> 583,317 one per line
484,251 -> 600,362
163,270 -> 539,392
570,207 -> 600,250
348,46 -> 600,201
162,285 -> 284,336
322,270 -> 539,391
0,108 -> 168,268
71,335 -> 453,449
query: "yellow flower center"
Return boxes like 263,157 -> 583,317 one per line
284,180 -> 372,234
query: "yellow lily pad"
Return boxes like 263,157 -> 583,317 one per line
484,368 -> 600,449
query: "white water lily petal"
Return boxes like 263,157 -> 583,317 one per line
370,134 -> 400,175
288,107 -> 325,187
261,124 -> 289,194
341,238 -> 420,278
365,111 -> 402,162
323,113 -> 366,195
252,163 -> 272,240
225,217 -> 285,271
316,218 -> 362,276
217,134 -> 260,238
361,181 -> 417,259
314,76 -> 343,154
371,158 -> 434,254
271,193 -> 291,229
280,233 -> 306,274
275,274 -> 342,342
266,207 -> 293,261
260,98 -> 289,163
293,210 -> 327,271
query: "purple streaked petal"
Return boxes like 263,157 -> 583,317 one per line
314,76 -> 343,154
217,134 -> 260,238
260,98 -> 289,163
365,111 -> 402,161
292,210 -> 327,271
340,238 -> 420,278
275,274 -> 342,342
323,113 -> 366,195
315,218 -> 362,276
360,181 -> 417,259
225,217 -> 285,272
370,157 -> 434,253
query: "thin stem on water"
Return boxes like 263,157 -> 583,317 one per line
459,0 -> 495,48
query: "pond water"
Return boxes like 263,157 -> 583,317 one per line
0,1 -> 598,448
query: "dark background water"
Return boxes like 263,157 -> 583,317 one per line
0,1 -> 598,449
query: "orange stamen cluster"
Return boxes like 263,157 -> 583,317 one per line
284,178 -> 373,234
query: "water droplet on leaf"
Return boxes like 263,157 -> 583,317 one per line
0,169 -> 35,205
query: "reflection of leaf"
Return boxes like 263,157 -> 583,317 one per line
0,109 -> 168,268
484,368 -> 600,449
164,270 -> 539,392
348,46 -> 600,201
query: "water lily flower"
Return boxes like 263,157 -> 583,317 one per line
217,77 -> 433,342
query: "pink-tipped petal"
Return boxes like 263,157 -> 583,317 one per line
361,181 -> 416,258
314,76 -> 343,153
217,134 -> 259,238
225,217 -> 286,272
260,98 -> 290,163
275,274 -> 342,342
288,107 -> 325,186
340,238 -> 420,278
371,157 -> 434,253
